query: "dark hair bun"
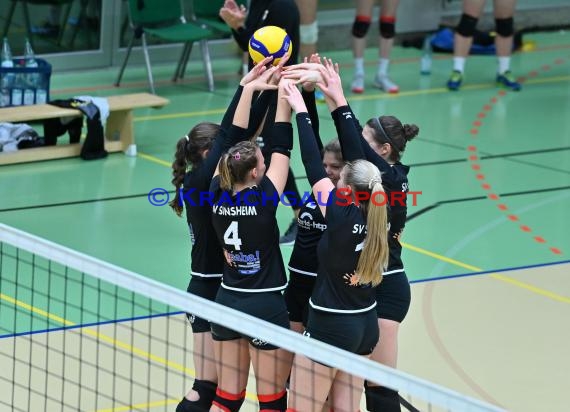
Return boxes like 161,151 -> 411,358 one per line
403,124 -> 419,142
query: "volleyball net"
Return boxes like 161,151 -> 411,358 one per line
0,223 -> 505,412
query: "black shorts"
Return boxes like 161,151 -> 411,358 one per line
186,277 -> 221,333
211,287 -> 290,350
284,272 -> 316,325
375,271 -> 411,323
305,308 -> 379,356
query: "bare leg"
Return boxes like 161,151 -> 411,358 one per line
370,318 -> 399,368
447,0 -> 486,90
209,339 -> 250,412
183,332 -> 218,401
351,0 -> 375,92
329,359 -> 368,412
295,0 -> 319,60
289,354 -> 336,412
352,0 -> 374,59
454,0 -> 486,59
374,0 -> 400,92
378,0 -> 400,59
290,321 -> 304,334
365,319 -> 400,411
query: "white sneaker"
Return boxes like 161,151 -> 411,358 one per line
374,74 -> 399,94
351,72 -> 365,94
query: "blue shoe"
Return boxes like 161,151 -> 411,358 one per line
314,90 -> 325,102
447,70 -> 463,91
496,71 -> 521,91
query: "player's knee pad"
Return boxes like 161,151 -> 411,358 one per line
176,380 -> 217,412
495,17 -> 514,37
379,16 -> 396,39
300,21 -> 318,44
352,15 -> 371,38
364,383 -> 401,412
258,389 -> 287,411
456,13 -> 478,37
211,388 -> 246,412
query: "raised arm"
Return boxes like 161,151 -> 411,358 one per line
265,79 -> 294,195
282,81 -> 333,217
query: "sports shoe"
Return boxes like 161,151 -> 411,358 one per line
447,70 -> 463,91
279,218 -> 298,245
314,90 -> 325,101
373,74 -> 399,93
351,72 -> 365,94
496,71 -> 521,91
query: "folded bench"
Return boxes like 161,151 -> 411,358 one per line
0,93 -> 169,165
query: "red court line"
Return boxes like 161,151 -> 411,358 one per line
465,56 -> 566,255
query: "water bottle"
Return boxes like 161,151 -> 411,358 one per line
420,34 -> 433,75
1,37 -> 14,107
23,38 -> 39,105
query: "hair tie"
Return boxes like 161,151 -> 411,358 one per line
184,135 -> 189,142
233,152 -> 241,161
368,177 -> 381,190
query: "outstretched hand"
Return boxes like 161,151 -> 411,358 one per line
316,58 -> 346,107
240,56 -> 274,86
280,80 -> 307,114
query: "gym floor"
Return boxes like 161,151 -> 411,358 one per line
1,30 -> 569,411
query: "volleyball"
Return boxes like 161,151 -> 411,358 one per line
248,26 -> 292,66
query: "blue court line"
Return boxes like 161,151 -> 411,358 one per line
0,311 -> 183,340
2,259 -> 568,340
410,259 -> 570,284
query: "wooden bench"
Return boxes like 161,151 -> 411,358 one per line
0,93 -> 169,165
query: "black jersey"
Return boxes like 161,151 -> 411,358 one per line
333,106 -> 410,275
210,175 -> 287,292
182,87 -> 248,279
309,189 -> 376,314
184,172 -> 224,278
288,194 -> 327,277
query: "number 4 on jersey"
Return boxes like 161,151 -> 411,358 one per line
223,221 -> 242,250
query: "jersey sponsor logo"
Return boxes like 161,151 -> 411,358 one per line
212,205 -> 258,216
298,208 -> 327,232
224,249 -> 262,275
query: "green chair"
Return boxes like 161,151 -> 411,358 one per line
170,0 -> 247,81
115,0 -> 217,94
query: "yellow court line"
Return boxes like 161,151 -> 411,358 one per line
491,273 -> 570,304
400,242 -> 570,304
137,151 -> 171,167
0,292 -> 74,326
400,242 -> 481,272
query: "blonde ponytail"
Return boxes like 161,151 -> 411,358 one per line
356,181 -> 389,286
219,153 -> 233,191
